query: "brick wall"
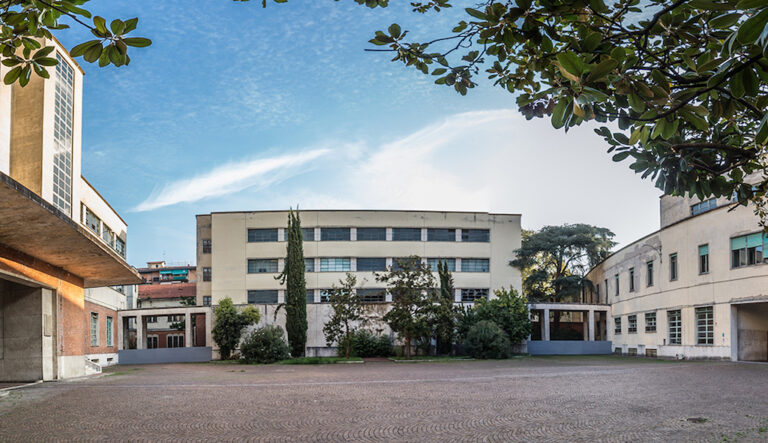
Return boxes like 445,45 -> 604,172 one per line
84,300 -> 117,354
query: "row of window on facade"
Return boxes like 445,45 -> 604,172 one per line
234,227 -> 491,244
596,232 -> 768,299
145,334 -> 185,349
200,288 -> 489,306
239,257 -> 490,275
81,203 -> 126,257
89,313 -> 114,347
613,306 -> 714,345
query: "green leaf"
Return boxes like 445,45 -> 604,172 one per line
388,23 -> 401,38
737,0 -> 768,9
124,18 -> 139,33
32,46 -> 54,59
35,57 -> 57,67
628,93 -> 645,112
465,8 -> 488,20
551,99 -> 568,129
83,43 -> 103,63
122,37 -> 152,48
431,68 -> 447,75
581,32 -> 602,52
741,67 -> 759,96
709,13 -> 741,29
737,9 -> 768,44
556,52 -> 584,78
70,40 -> 101,57
93,16 -> 108,34
612,151 -> 630,162
3,66 -> 21,85
110,19 -> 126,36
730,73 -> 746,98
586,58 -> 618,83
756,112 -> 768,144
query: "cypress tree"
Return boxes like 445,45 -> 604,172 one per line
276,209 -> 308,357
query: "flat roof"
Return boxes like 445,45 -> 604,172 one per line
197,209 -> 521,217
0,172 -> 141,287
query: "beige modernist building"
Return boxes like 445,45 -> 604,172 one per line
0,38 -> 139,381
586,193 -> 768,361
197,210 -> 522,355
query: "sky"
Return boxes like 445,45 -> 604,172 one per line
54,0 -> 662,267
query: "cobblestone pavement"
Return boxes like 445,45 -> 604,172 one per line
1,356 -> 768,442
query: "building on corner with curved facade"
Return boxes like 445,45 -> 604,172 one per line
585,192 -> 768,361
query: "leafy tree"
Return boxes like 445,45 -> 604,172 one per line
323,273 -> 367,359
1,1 -> 151,86
212,297 -> 261,360
432,260 -> 458,354
257,0 -> 768,224
511,224 -> 614,329
376,255 -> 437,359
275,208 -> 307,357
472,287 -> 532,345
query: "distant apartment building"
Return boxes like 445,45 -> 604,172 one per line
197,210 -> 522,355
586,192 -> 768,361
0,38 -> 140,381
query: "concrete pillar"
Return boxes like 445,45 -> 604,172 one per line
136,315 -> 144,350
543,308 -> 551,341
185,311 -> 192,348
588,309 -> 595,341
205,309 -> 213,347
117,315 -> 124,350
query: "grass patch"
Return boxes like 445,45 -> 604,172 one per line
276,357 -> 363,365
390,356 -> 475,362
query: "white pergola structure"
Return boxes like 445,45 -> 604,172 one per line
528,302 -> 611,341
117,306 -> 213,350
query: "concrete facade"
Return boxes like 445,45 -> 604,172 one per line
0,38 -> 140,381
197,210 -> 522,355
586,193 -> 768,361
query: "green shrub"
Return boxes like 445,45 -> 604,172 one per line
463,320 -> 510,359
338,330 -> 393,357
240,325 -> 290,364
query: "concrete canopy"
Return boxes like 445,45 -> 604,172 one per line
0,172 -> 141,288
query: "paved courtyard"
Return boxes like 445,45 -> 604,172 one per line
1,356 -> 767,442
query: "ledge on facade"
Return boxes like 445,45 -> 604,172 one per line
528,302 -> 611,311
0,172 -> 141,288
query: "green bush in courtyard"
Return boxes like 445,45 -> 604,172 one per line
463,320 -> 510,359
212,297 -> 261,360
241,325 -> 291,364
338,330 -> 393,358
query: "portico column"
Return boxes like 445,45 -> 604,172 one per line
136,315 -> 144,350
117,314 -> 124,351
588,309 -> 595,341
185,311 -> 192,347
543,308 -> 551,341
205,309 -> 213,347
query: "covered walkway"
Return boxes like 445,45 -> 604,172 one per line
527,303 -> 612,355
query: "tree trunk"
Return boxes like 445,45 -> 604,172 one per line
405,335 -> 412,359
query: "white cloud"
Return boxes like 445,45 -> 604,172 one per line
133,148 -> 330,212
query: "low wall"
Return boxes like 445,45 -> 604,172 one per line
118,347 -> 212,364
527,340 -> 612,355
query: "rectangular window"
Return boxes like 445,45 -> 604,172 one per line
248,228 -> 278,242
461,258 -> 490,272
356,257 -> 387,272
53,53 -> 74,215
699,244 -> 709,274
427,258 -> 456,272
427,228 -> 456,242
321,228 -> 350,241
356,228 -> 386,241
392,228 -> 421,241
628,315 -> 637,333
595,283 -> 600,303
669,253 -> 678,281
319,289 -> 332,303
247,259 -> 278,273
357,288 -> 386,303
306,289 -> 315,304
731,233 -> 765,268
629,268 -> 635,292
203,267 -> 211,281
604,279 -> 608,299
247,290 -> 278,304
691,198 -> 717,216
305,259 -> 315,272
645,312 -> 657,333
147,336 -> 158,349
90,313 -> 98,346
319,258 -> 350,272
106,316 -> 113,347
461,229 -> 489,242
668,310 -> 681,345
202,239 -> 212,254
301,227 -> 315,241
102,225 -> 114,247
614,317 -> 621,334
202,296 -> 211,306
646,261 -> 654,287
696,306 -> 714,345
461,288 -> 489,302
85,207 -> 100,234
